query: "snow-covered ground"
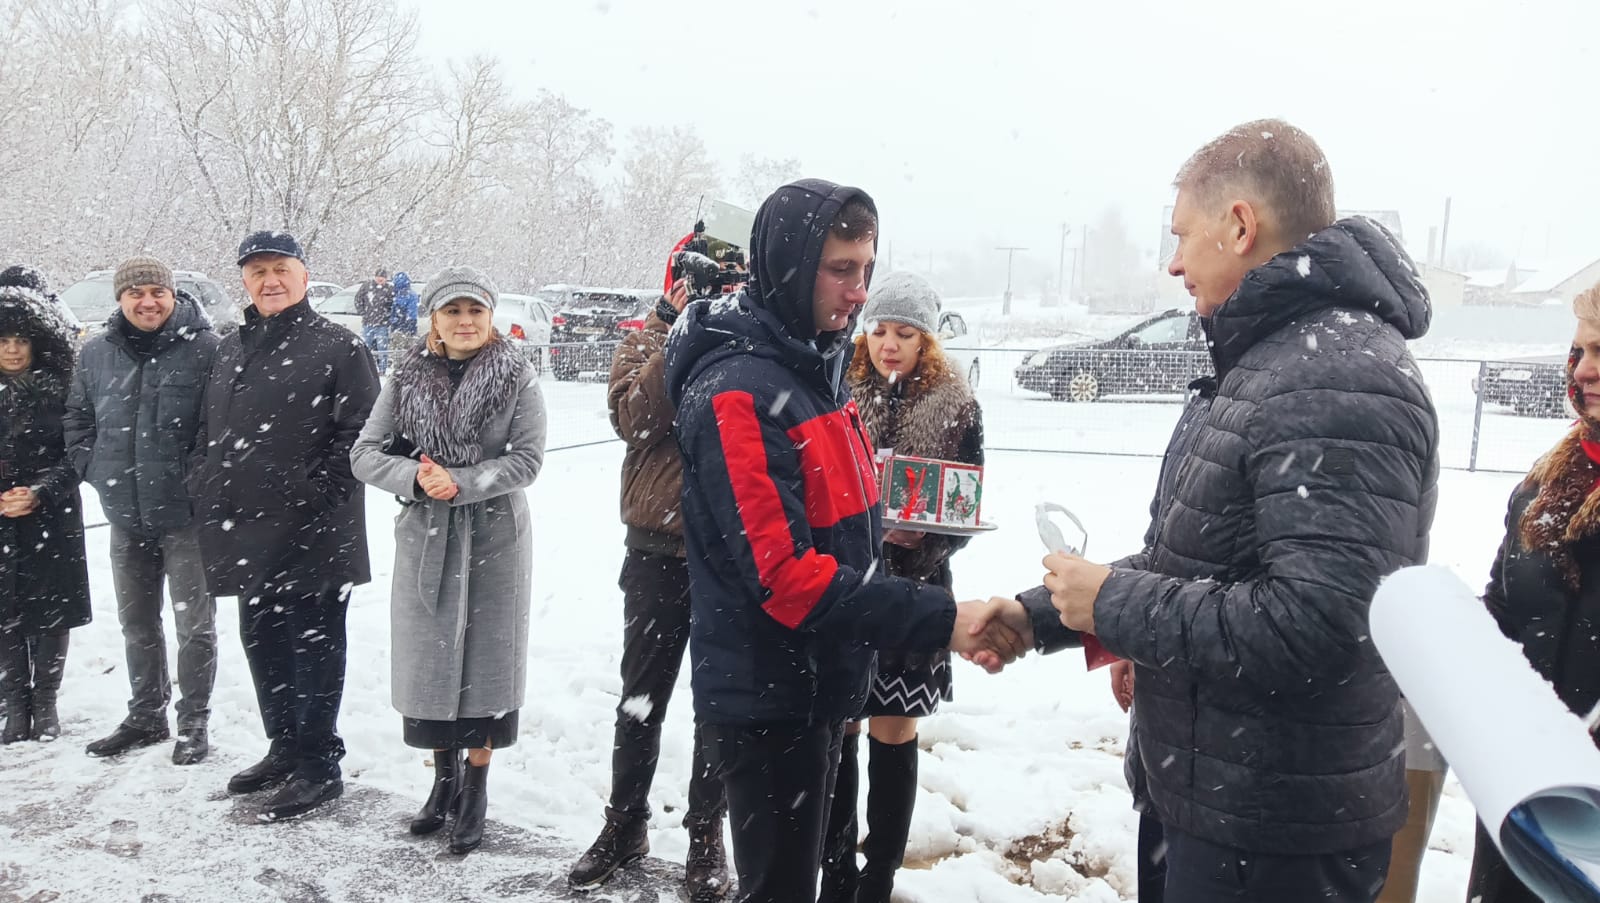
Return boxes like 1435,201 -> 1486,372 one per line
5,425 -> 1522,900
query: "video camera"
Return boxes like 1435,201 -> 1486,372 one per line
671,219 -> 750,301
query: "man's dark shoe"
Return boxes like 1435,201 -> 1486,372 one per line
172,729 -> 209,766
85,723 -> 170,758
227,751 -> 297,794
685,816 -> 730,901
258,777 -> 343,822
568,808 -> 650,888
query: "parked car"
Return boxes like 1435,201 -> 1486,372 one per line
495,293 -> 554,371
1014,309 -> 1209,402
540,285 -> 660,381
1472,353 -> 1569,418
312,283 -> 365,335
58,269 -> 241,337
934,310 -> 980,388
307,281 -> 342,301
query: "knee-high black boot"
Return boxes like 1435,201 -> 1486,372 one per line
0,627 -> 30,744
449,758 -> 489,854
818,731 -> 861,903
410,750 -> 464,835
28,633 -> 67,741
857,735 -> 919,903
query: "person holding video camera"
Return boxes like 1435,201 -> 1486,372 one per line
568,274 -> 730,900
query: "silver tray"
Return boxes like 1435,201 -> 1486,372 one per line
882,516 -> 999,537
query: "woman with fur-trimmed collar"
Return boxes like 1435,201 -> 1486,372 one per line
0,272 -> 89,744
1467,283 -> 1600,903
350,266 -> 547,856
821,271 -> 984,903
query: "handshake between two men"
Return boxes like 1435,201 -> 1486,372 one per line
947,551 -> 1114,674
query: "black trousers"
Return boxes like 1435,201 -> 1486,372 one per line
1163,825 -> 1390,903
609,550 -> 725,824
238,586 -> 349,782
705,719 -> 847,903
1138,809 -> 1167,902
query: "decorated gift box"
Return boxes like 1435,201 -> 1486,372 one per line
878,454 -> 984,529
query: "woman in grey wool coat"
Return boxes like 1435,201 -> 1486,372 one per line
350,266 -> 547,855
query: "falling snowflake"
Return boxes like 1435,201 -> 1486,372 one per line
620,695 -> 654,722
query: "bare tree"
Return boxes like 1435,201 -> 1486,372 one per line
146,0 -> 424,256
729,153 -> 803,209
607,126 -> 721,287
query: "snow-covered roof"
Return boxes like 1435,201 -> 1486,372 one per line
1511,257 -> 1600,295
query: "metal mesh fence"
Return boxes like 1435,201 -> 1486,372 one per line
952,346 -> 1568,474
385,339 -> 1570,468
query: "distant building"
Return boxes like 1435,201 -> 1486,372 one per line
1509,257 -> 1600,307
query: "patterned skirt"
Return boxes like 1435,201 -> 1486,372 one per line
864,650 -> 953,718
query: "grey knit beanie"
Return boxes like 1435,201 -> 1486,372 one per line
114,255 -> 175,299
862,270 -> 940,335
421,265 -> 498,314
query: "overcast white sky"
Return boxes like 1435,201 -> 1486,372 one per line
415,0 -> 1600,272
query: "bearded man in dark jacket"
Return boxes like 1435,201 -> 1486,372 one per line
190,231 -> 379,823
664,180 -> 1022,903
977,119 -> 1441,903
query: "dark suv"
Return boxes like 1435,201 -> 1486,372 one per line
1014,309 -> 1210,401
59,269 -> 241,338
541,285 -> 659,381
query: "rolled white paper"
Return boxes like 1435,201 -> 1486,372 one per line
1371,565 -> 1600,899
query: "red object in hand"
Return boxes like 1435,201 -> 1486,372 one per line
1083,634 -> 1122,671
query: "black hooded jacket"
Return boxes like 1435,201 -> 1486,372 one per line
664,180 -> 958,725
0,285 -> 91,633
1033,217 -> 1440,855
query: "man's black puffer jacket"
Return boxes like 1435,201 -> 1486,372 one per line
1091,217 -> 1440,855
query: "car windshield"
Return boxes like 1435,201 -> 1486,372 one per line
58,277 -> 120,324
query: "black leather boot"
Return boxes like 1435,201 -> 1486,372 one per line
857,735 -> 920,903
410,750 -> 464,835
27,633 -> 66,741
448,758 -> 489,854
818,731 -> 861,903
0,629 -> 30,744
569,807 -> 650,888
684,814 -> 730,902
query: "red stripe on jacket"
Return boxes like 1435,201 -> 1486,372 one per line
786,401 -> 880,529
713,391 -> 867,629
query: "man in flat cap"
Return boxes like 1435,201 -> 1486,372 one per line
188,230 -> 380,821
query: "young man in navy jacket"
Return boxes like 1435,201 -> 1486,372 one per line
665,179 -> 1020,902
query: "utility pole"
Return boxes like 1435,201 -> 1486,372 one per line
1055,223 -> 1071,308
1438,197 -> 1453,268
995,246 -> 1028,315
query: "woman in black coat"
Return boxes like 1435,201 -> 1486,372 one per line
1468,282 -> 1600,902
0,275 -> 90,743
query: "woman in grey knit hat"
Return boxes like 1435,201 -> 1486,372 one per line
350,265 -> 547,855
820,270 -> 985,903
